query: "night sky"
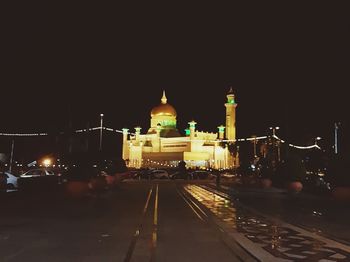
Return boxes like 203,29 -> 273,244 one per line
2,2 -> 349,154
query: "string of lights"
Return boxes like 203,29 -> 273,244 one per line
0,132 -> 48,137
104,128 -> 322,150
75,127 -> 101,133
0,126 -> 320,150
144,159 -> 178,168
272,135 -> 321,150
139,159 -> 216,171
104,127 -> 136,135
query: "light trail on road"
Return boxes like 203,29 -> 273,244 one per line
176,187 -> 205,221
150,184 -> 159,262
179,184 -> 254,262
124,185 -> 154,262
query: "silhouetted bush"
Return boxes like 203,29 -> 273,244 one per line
257,157 -> 274,179
64,153 -> 98,181
327,155 -> 350,187
275,153 -> 306,183
104,158 -> 127,175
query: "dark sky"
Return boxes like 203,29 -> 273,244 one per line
2,2 -> 349,152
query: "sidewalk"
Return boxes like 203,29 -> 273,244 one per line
218,182 -> 335,201
187,184 -> 350,261
213,183 -> 350,244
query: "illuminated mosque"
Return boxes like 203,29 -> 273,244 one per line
122,88 -> 238,169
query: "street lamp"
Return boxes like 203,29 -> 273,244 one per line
315,136 -> 322,146
42,158 -> 52,167
99,113 -> 104,151
269,126 -> 280,136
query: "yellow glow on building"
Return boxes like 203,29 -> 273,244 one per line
122,89 -> 238,169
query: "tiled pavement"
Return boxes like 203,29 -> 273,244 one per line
183,184 -> 350,261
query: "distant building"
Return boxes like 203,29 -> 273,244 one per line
122,89 -> 238,169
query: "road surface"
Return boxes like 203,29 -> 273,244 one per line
1,181 -> 349,261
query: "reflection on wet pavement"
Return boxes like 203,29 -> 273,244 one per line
184,185 -> 350,261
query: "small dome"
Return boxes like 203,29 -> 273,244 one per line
151,103 -> 177,117
150,90 -> 177,117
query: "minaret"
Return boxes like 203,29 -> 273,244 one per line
225,87 -> 237,141
217,125 -> 225,140
188,120 -> 197,140
122,128 -> 129,160
135,127 -> 142,143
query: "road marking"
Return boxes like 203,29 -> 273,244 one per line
177,187 -> 204,221
124,186 -> 153,262
2,246 -> 27,262
150,184 -> 159,261
181,185 -> 209,219
154,184 -> 158,229
181,185 -> 255,261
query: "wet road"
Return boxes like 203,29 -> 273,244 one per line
1,181 -> 350,261
0,182 -> 249,262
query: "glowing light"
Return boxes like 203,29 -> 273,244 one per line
188,121 -> 197,128
42,158 -> 52,167
0,132 -> 48,136
218,125 -> 225,132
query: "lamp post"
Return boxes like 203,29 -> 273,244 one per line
251,135 -> 257,158
269,126 -> 280,165
9,139 -> 15,173
277,140 -> 281,162
99,113 -> 104,151
334,122 -> 340,154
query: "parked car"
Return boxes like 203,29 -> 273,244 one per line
150,170 -> 169,179
303,172 -> 330,193
190,171 -> 215,180
0,174 -> 5,192
0,172 -> 19,191
19,168 -> 58,190
220,171 -> 236,179
20,168 -> 56,178
170,171 -> 189,180
133,169 -> 151,180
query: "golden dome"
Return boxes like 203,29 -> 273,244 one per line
150,90 -> 177,117
151,103 -> 177,117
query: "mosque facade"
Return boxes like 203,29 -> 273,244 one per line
122,88 -> 238,169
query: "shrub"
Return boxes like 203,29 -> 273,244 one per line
257,158 -> 274,179
275,153 -> 306,183
327,155 -> 350,187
